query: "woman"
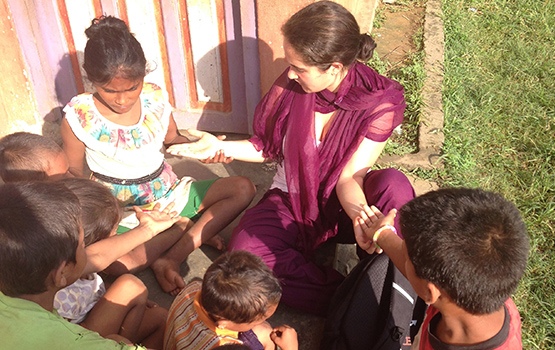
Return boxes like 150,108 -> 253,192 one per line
168,1 -> 415,315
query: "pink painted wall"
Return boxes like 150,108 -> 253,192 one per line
0,0 -> 378,138
0,0 -> 38,136
256,0 -> 379,95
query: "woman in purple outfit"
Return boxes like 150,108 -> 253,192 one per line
168,1 -> 415,315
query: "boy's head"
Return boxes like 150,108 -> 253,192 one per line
0,132 -> 70,182
399,187 -> 530,315
0,181 -> 85,297
201,250 -> 282,330
58,178 -> 121,246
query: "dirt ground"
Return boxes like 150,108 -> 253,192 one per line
372,2 -> 425,69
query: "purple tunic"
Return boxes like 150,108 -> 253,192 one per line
229,63 -> 414,315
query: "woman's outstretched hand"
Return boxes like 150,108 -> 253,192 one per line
166,129 -> 222,160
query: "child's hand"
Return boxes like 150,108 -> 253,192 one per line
133,202 -> 180,238
270,325 -> 298,350
166,129 -> 223,160
199,148 -> 234,164
354,205 -> 396,254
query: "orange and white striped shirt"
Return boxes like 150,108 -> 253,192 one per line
164,281 -> 242,350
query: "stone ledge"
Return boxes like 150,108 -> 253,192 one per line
378,0 -> 445,171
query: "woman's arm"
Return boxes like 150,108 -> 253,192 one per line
252,321 -> 277,350
166,129 -> 266,163
60,118 -> 86,177
335,137 -> 387,221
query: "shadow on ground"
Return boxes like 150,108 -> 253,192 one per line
138,152 -> 328,350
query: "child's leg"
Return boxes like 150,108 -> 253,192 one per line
151,176 -> 255,294
103,217 -> 193,276
80,274 -> 150,343
134,300 -> 168,349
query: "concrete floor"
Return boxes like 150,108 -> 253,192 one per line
138,142 -> 436,350
139,1 -> 445,346
140,148 -> 329,350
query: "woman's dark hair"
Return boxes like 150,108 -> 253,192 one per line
281,1 -> 376,70
83,15 -> 148,84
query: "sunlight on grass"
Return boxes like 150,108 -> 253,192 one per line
442,0 -> 555,347
368,0 -> 426,156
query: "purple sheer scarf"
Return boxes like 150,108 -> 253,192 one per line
250,62 -> 405,251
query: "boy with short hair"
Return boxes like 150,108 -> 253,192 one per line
0,132 -> 70,181
355,187 -> 529,349
0,131 -> 194,284
0,181 -> 145,349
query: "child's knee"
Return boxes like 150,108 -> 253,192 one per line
230,176 -> 256,201
113,274 -> 148,300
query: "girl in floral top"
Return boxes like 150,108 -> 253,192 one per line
61,15 -> 255,295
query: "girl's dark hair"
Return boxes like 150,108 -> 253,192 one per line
83,15 -> 148,84
281,1 -> 376,71
59,178 -> 121,246
201,250 -> 282,324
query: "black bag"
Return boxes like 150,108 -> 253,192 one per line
321,253 -> 426,350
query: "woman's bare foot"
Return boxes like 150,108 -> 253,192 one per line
204,234 -> 226,251
150,256 -> 185,296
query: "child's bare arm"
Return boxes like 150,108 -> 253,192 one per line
252,321 -> 277,350
270,325 -> 298,350
104,334 -> 134,345
354,205 -> 409,278
84,203 -> 180,274
60,118 -> 86,177
163,115 -> 195,146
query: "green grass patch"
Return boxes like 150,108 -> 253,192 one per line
368,0 -> 426,155
441,0 -> 555,348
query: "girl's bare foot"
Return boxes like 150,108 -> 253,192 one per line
150,256 -> 185,295
204,234 -> 226,251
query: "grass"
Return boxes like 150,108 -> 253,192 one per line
373,0 -> 554,347
369,0 -> 427,155
435,0 -> 555,348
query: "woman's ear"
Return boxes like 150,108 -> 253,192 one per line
328,62 -> 344,76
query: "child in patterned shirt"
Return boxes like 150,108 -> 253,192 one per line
61,15 -> 255,296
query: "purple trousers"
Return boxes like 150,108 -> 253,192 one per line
228,168 -> 415,316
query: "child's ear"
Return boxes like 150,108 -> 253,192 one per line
53,261 -> 70,288
423,282 -> 442,305
215,320 -> 229,329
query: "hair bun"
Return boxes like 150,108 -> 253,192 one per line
358,34 -> 377,62
85,15 -> 130,40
